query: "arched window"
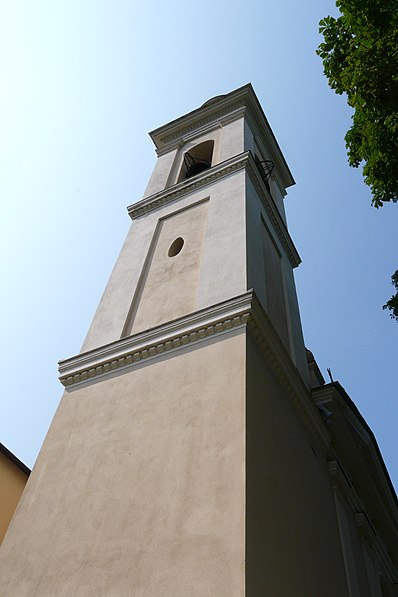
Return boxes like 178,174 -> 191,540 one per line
178,140 -> 214,181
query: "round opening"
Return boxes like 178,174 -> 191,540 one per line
168,237 -> 184,257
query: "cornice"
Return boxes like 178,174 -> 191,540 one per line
244,106 -> 294,190
315,384 -> 398,518
328,461 -> 375,532
127,151 -> 301,269
248,295 -> 329,453
323,388 -> 398,569
156,104 -> 246,155
355,512 -> 377,544
59,290 -> 329,455
149,86 -> 253,149
329,461 -> 398,581
328,460 -> 358,509
149,84 -> 294,189
127,152 -> 247,220
245,153 -> 301,268
59,292 -> 253,388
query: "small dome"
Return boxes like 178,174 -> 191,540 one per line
200,94 -> 226,108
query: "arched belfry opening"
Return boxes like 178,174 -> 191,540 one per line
179,140 -> 214,181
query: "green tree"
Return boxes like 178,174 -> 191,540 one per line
317,0 -> 398,320
383,271 -> 398,320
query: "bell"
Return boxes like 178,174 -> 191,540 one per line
187,161 -> 210,177
184,152 -> 211,179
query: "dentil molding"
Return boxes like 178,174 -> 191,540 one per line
59,292 -> 252,388
127,151 -> 301,268
59,290 -> 329,454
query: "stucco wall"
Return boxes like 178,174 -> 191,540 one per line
245,333 -> 348,597
129,199 -> 209,334
143,118 -> 243,200
245,174 -> 308,382
82,170 -> 247,353
243,118 -> 288,223
0,331 -> 246,596
0,452 -> 28,544
334,491 -> 373,597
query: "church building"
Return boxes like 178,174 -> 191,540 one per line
0,84 -> 397,596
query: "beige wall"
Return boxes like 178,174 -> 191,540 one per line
0,451 -> 29,544
260,216 -> 290,348
143,118 -> 243,200
243,118 -> 288,223
82,170 -> 247,353
0,331 -> 246,596
128,199 -> 209,334
245,174 -> 308,382
245,334 -> 348,597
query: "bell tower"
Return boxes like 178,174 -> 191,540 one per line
78,85 -> 308,379
0,85 -> 351,596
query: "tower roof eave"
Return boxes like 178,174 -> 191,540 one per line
149,83 -> 295,191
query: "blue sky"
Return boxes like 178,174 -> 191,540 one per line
0,0 -> 396,490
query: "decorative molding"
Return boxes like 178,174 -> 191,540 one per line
244,108 -> 294,192
127,152 -> 248,219
356,510 -> 398,584
155,104 -> 246,155
316,383 -> 398,519
330,460 -> 398,586
245,153 -> 301,268
328,460 -> 356,503
355,512 -> 377,543
149,84 -> 294,190
127,151 -> 301,269
328,446 -> 379,518
312,385 -> 336,406
59,292 -> 253,388
59,290 -> 329,455
248,295 -> 329,452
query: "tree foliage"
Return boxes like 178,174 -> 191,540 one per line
383,270 -> 398,321
317,0 -> 398,206
317,0 -> 398,320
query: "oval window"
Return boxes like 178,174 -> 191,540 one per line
168,237 -> 184,257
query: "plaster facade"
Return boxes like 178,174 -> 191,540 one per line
81,168 -> 247,353
0,84 -> 397,596
245,335 -> 348,596
0,445 -> 30,544
0,334 -> 246,596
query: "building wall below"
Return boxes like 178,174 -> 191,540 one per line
0,452 -> 29,544
245,333 -> 349,597
0,331 -> 246,597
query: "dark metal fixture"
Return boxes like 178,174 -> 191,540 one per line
184,152 -> 211,178
254,156 -> 274,191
